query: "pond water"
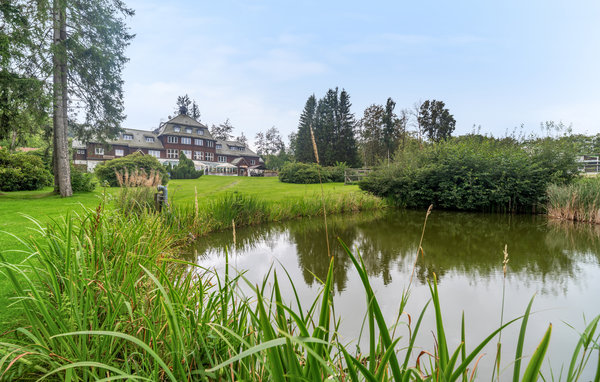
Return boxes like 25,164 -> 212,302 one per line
188,210 -> 600,379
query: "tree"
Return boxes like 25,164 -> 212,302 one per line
358,104 -> 385,166
174,94 -> 191,116
210,119 -> 234,140
295,95 -> 317,163
418,100 -> 456,142
235,132 -> 248,145
190,100 -> 201,121
336,90 -> 361,167
254,127 -> 284,156
7,0 -> 134,197
0,3 -> 50,151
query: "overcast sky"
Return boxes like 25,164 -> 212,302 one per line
121,0 -> 600,145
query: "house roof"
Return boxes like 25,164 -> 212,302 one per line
154,114 -> 214,139
215,139 -> 259,157
87,129 -> 165,149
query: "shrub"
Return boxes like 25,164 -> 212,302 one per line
114,168 -> 163,215
70,166 -> 97,192
278,162 -> 347,184
360,135 -> 579,213
0,150 -> 53,191
166,152 -> 203,179
95,152 -> 169,187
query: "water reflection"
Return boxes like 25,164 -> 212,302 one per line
188,210 -> 600,295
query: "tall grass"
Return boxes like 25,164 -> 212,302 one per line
548,176 -> 600,224
1,207 -> 599,380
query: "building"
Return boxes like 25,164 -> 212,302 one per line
73,114 -> 264,176
577,154 -> 600,174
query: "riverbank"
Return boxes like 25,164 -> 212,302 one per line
547,176 -> 600,224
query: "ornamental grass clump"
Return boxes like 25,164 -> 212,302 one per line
547,176 -> 600,224
115,167 -> 162,214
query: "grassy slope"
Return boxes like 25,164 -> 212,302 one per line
0,176 -> 363,331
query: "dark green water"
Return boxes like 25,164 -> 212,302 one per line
189,210 -> 600,379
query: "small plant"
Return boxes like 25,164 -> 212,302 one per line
114,168 -> 162,214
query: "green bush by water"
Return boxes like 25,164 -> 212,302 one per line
359,135 -> 579,213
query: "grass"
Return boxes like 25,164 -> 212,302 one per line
1,207 -> 598,380
547,176 -> 600,224
0,176 -> 382,334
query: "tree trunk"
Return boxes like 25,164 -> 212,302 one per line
53,0 -> 72,197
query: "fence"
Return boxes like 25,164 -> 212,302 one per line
344,168 -> 372,185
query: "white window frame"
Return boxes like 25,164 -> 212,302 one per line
250,159 -> 256,165
95,147 -> 104,155
77,149 -> 85,155
148,150 -> 161,158
216,144 -> 222,149
194,138 -> 203,146
197,129 -> 204,135
206,140 -> 214,148
185,127 -> 192,134
181,137 -> 191,145
218,155 -> 227,163
194,151 -> 204,160
181,150 -> 192,158
205,152 -> 214,161
123,134 -> 133,140
173,126 -> 181,132
167,149 -> 179,159
115,149 -> 124,157
167,136 -> 178,143
145,137 -> 154,143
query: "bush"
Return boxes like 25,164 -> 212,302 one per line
71,166 -> 97,192
95,152 -> 169,187
278,162 -> 347,184
0,150 -> 53,191
359,135 -> 579,213
166,152 -> 203,179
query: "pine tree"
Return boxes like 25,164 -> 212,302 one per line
336,89 -> 360,167
295,95 -> 317,163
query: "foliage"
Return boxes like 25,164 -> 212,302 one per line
114,167 -> 163,215
210,118 -> 234,140
171,94 -> 201,120
418,99 -> 456,142
548,176 -> 600,224
95,152 -> 169,187
70,166 -> 97,192
360,135 -> 579,212
263,150 -> 293,171
278,162 -> 347,184
166,152 -> 203,179
295,89 -> 361,167
255,126 -> 284,156
0,149 -> 52,191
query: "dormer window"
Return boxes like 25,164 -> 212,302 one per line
216,144 -> 222,149
123,134 -> 133,140
197,129 -> 204,135
173,125 -> 181,132
145,137 -> 154,143
185,127 -> 192,134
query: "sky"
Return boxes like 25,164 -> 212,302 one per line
121,0 -> 600,146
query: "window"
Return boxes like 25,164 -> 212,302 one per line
181,150 -> 192,158
206,140 -> 214,148
167,136 -> 178,143
148,150 -> 161,158
181,137 -> 191,145
197,129 -> 204,135
77,149 -> 85,155
194,138 -> 203,146
115,149 -> 124,157
95,147 -> 104,155
205,152 -> 214,161
173,125 -> 180,132
250,159 -> 256,165
123,134 -> 133,140
194,151 -> 204,160
167,149 -> 179,159
218,155 -> 227,162
185,127 -> 192,134
145,137 -> 154,142
216,144 -> 222,149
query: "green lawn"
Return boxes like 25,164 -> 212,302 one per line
0,176 -> 363,331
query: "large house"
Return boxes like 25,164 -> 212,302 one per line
73,114 -> 264,176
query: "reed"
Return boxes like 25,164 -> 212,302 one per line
0,207 -> 598,380
547,176 -> 600,224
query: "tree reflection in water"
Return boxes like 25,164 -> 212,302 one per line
188,210 -> 600,295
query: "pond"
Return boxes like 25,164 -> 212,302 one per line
188,209 -> 600,379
